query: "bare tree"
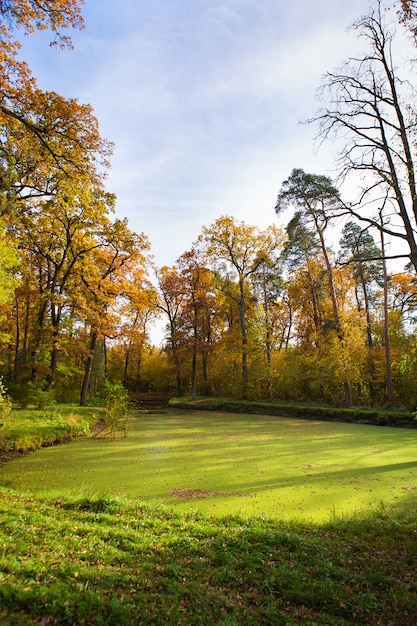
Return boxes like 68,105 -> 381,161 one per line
311,0 -> 417,271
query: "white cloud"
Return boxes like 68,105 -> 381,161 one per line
16,0 -> 395,274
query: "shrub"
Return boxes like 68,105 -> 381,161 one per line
61,412 -> 94,438
170,398 -> 416,428
0,378 -> 12,419
8,382 -> 56,409
96,381 -> 129,439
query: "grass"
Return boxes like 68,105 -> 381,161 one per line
2,410 -> 417,521
0,489 -> 417,625
0,405 -> 100,455
170,396 -> 417,427
1,406 -> 417,623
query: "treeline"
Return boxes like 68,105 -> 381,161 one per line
1,1 -> 417,409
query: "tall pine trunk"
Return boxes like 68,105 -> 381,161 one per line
380,228 -> 393,405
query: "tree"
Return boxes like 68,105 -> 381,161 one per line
0,0 -> 111,221
77,219 -> 151,406
390,271 -> 417,321
0,0 -> 99,361
156,265 -> 187,397
311,1 -> 417,272
285,257 -> 328,349
14,182 -> 114,388
0,216 -> 19,343
275,168 -> 353,406
199,216 -> 283,399
1,78 -> 112,208
339,222 -> 383,402
283,212 -> 324,341
0,0 -> 84,46
0,0 -> 117,398
398,0 -> 417,38
119,278 -> 157,393
380,225 -> 394,404
0,1 -> 106,208
339,222 -> 382,348
177,247 -> 218,400
250,253 -> 284,398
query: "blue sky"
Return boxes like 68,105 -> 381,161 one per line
18,0 -> 372,268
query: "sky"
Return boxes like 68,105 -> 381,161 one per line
17,0 -> 374,270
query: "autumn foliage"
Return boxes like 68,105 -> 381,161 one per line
1,1 -> 417,408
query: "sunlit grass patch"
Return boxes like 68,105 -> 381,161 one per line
0,405 -> 100,453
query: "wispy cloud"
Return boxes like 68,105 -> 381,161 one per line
18,0 -> 375,266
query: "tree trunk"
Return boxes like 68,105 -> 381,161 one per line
191,352 -> 197,400
358,265 -> 376,403
317,225 -> 353,407
123,342 -> 131,388
45,303 -> 63,392
169,324 -> 182,398
201,324 -> 211,396
239,278 -> 248,399
191,322 -> 198,400
380,228 -> 393,405
173,348 -> 182,397
44,340 -> 58,392
31,298 -> 48,383
262,271 -> 272,399
202,351 -> 208,396
80,330 -> 98,406
13,293 -> 20,381
103,338 -> 108,380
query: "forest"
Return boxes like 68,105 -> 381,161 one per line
1,0 -> 417,409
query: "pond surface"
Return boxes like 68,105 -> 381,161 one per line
2,411 -> 417,521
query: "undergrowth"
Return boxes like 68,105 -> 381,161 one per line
0,406 -> 100,455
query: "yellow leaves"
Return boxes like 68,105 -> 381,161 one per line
0,1 -> 85,46
71,218 -> 152,340
201,215 -> 284,277
390,272 -> 417,314
1,3 -> 111,208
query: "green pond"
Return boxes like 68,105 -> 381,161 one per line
2,411 -> 417,521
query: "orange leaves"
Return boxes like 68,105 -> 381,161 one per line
1,0 -> 111,208
2,88 -> 113,202
390,272 -> 417,316
0,0 -> 85,47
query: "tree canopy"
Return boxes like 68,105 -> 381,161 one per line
1,0 -> 417,410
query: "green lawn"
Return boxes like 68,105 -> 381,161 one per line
2,410 -> 417,521
1,488 -> 417,625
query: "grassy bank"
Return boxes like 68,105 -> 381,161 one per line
0,406 -> 102,459
169,397 -> 417,428
1,488 -> 417,625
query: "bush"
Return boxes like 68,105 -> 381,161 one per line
0,407 -> 98,455
96,381 -> 129,439
0,378 -> 12,419
8,382 -> 56,409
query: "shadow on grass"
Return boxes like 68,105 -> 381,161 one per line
1,490 -> 417,625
